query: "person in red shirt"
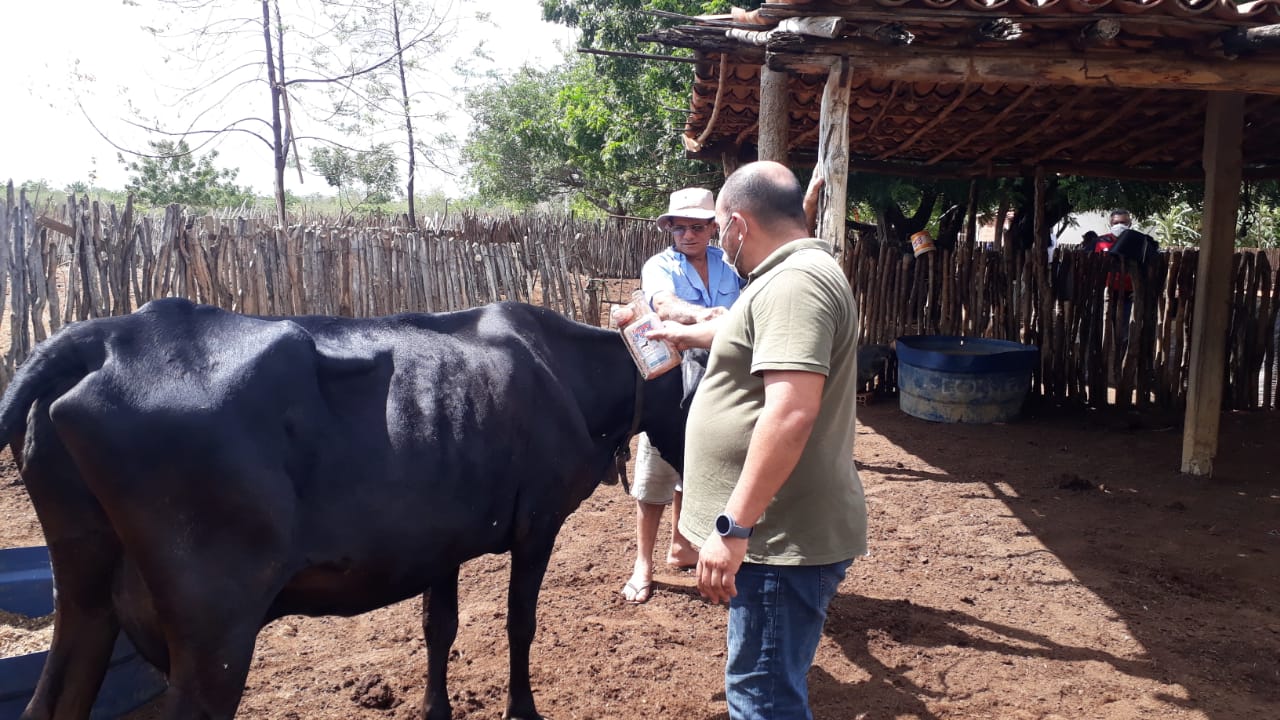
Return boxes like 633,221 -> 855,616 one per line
1095,209 -> 1135,293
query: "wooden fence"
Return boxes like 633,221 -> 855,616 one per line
4,183 -> 1278,412
847,240 -> 1280,411
0,185 -> 669,386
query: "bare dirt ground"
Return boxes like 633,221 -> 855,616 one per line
2,399 -> 1278,720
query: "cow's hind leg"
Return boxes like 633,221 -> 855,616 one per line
21,538 -> 121,720
504,540 -> 556,720
18,404 -> 122,720
421,567 -> 460,720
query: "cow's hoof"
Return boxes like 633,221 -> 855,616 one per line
423,704 -> 452,720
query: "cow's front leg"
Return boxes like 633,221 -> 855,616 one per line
504,541 -> 555,720
422,567 -> 460,720
158,619 -> 259,720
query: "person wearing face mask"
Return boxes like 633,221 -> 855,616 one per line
1094,209 -> 1139,348
616,187 -> 744,605
1095,209 -> 1135,259
649,162 -> 865,720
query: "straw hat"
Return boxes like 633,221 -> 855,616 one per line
656,188 -> 717,231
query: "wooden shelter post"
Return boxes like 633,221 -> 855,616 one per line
1033,166 -> 1047,257
816,57 -> 852,251
759,67 -> 789,162
1182,92 -> 1246,476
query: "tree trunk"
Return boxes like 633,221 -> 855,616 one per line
392,2 -> 417,228
881,193 -> 937,253
263,0 -> 287,228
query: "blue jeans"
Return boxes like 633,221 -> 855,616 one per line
726,559 -> 853,720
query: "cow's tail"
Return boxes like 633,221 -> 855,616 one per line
0,325 -> 98,453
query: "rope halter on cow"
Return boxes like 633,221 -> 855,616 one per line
612,370 -> 645,496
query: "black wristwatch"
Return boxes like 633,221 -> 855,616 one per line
715,513 -> 754,539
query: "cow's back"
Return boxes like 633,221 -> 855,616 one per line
252,302 -> 636,616
10,299 -> 647,619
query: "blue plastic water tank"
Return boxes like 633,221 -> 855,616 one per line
896,335 -> 1039,423
0,546 -> 166,720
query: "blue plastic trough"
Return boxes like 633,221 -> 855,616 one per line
0,546 -> 166,720
896,335 -> 1039,424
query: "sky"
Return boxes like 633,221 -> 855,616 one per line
0,1 -> 575,197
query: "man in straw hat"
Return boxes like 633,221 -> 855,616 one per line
619,187 -> 744,604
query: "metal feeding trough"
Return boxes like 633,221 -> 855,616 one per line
0,546 -> 166,720
895,335 -> 1039,424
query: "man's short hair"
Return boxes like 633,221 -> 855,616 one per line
1110,209 -> 1132,220
720,165 -> 807,227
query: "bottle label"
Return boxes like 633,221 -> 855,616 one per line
627,316 -> 676,371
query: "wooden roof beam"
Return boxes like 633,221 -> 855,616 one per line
1078,97 -> 1208,163
976,19 -> 1022,44
874,82 -> 974,161
1124,125 -> 1205,167
1079,20 -> 1121,47
850,80 -> 900,146
1031,89 -> 1157,164
764,41 -> 1280,95
925,86 -> 1035,166
1222,24 -> 1280,56
976,89 -> 1092,164
687,140 -> 1280,181
756,5 -> 1241,35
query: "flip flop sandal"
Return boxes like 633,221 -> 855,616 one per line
621,580 -> 652,604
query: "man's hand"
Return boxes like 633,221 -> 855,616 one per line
696,533 -> 748,604
647,318 -> 719,351
694,306 -> 726,323
609,303 -> 637,328
653,292 -> 718,325
804,174 -> 825,235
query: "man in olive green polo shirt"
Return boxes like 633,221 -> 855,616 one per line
650,160 -> 865,720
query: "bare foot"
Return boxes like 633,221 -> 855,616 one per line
666,546 -> 698,569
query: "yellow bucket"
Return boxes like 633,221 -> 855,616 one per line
910,231 -> 936,258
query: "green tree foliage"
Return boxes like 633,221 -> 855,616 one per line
310,144 -> 402,212
464,60 -> 704,215
123,140 -> 252,209
1140,180 -> 1280,249
460,1 -> 729,216
1056,177 -> 1193,220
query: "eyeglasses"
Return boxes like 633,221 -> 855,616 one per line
669,223 -> 709,236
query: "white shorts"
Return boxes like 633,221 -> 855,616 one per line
631,433 -> 682,505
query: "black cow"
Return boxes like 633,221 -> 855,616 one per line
0,298 -> 689,720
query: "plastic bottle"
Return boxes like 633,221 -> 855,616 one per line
618,290 -> 681,380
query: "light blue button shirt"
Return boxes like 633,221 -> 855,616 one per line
641,245 -> 743,311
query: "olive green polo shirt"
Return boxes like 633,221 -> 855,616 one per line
679,238 -> 866,565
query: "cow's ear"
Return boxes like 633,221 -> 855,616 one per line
680,349 -> 709,407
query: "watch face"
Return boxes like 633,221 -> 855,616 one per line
716,514 -> 731,535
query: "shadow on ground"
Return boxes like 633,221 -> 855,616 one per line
836,398 -> 1280,719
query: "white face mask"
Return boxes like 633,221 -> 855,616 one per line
1111,223 -> 1130,236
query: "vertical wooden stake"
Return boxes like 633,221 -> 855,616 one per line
759,66 -> 789,162
816,56 -> 852,254
1182,92 -> 1245,476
